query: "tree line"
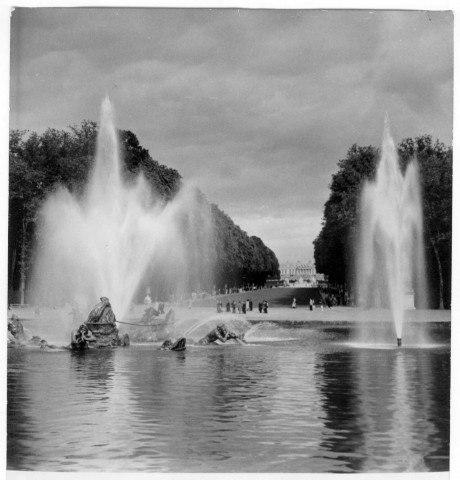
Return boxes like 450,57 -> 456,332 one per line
8,122 -> 279,305
313,135 -> 452,309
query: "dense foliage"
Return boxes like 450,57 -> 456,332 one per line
399,136 -> 452,309
313,136 -> 452,309
8,124 -> 279,304
313,144 -> 378,289
211,204 -> 279,290
9,122 -> 98,304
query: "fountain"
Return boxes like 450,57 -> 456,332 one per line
357,116 -> 426,347
30,97 -> 213,326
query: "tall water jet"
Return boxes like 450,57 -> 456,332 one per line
357,117 -> 426,346
31,98 -> 214,320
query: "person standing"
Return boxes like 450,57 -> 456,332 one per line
292,297 -> 296,309
263,300 -> 268,314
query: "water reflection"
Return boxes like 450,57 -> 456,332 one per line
7,349 -> 37,470
314,351 -> 366,472
314,347 -> 450,472
124,346 -> 279,470
69,349 -> 115,398
7,335 -> 450,473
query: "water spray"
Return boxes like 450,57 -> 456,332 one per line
358,115 -> 426,346
30,97 -> 213,321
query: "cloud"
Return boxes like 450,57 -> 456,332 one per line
371,11 -> 453,116
9,8 -> 453,265
232,208 -> 324,262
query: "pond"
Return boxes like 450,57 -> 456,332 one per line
7,324 -> 450,473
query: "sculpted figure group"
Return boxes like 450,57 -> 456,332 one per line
8,297 -> 129,351
9,297 -> 247,353
160,323 -> 245,351
70,297 -> 129,350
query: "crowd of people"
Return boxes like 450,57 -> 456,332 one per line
214,285 -> 269,296
215,299 -> 270,314
141,284 -> 353,317
318,285 -> 352,308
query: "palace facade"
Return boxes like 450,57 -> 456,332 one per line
279,260 -> 317,286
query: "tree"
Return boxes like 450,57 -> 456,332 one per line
210,204 -> 279,289
398,136 -> 452,309
9,123 -> 280,304
119,129 -> 182,200
314,136 -> 452,309
313,144 -> 379,286
9,131 -> 47,303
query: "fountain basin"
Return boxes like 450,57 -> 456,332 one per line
7,323 -> 450,473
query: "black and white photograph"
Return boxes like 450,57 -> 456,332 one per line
4,1 -> 456,477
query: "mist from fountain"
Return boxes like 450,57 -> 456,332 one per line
357,117 -> 426,345
30,97 -> 213,322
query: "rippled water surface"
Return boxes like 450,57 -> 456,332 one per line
7,326 -> 450,473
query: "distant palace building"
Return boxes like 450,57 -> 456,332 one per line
279,260 -> 318,287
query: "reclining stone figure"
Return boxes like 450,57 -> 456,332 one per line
160,337 -> 186,351
198,324 -> 245,345
7,315 -> 26,346
7,315 -> 52,348
70,324 -> 98,350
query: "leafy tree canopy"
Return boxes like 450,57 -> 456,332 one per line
314,135 -> 452,308
8,122 -> 279,303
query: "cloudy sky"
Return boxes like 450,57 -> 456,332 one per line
8,6 -> 453,263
